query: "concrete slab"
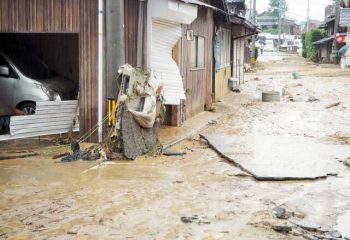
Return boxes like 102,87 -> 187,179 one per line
336,211 -> 350,239
201,134 -> 350,181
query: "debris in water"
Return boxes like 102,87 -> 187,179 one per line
162,150 -> 186,156
307,96 -> 320,102
326,101 -> 341,109
344,157 -> 350,167
292,72 -> 301,79
288,218 -> 321,232
271,224 -> 292,233
181,216 -> 198,223
232,88 -> 241,93
206,106 -> 217,112
61,142 -> 101,162
272,207 -> 287,219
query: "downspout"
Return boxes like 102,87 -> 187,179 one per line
137,0 -> 146,68
98,0 -> 104,143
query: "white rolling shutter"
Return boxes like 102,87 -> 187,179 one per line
151,19 -> 185,105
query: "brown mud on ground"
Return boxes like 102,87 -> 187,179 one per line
1,53 -> 350,240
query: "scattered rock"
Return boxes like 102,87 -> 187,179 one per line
272,224 -> 292,233
253,77 -> 260,81
272,207 -> 287,219
327,230 -> 342,239
292,72 -> 301,79
326,102 -> 341,109
343,157 -> 350,167
232,88 -> 241,93
307,96 -> 320,102
181,215 -> 198,223
289,218 -> 321,232
208,120 -> 218,125
174,180 -> 184,184
207,106 -> 217,112
162,150 -> 186,156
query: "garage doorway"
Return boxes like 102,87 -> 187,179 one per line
0,33 -> 80,138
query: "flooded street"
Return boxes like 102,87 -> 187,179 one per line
1,53 -> 350,239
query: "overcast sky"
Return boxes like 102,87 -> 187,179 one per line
255,0 -> 333,22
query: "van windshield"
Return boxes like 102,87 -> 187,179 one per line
4,49 -> 55,80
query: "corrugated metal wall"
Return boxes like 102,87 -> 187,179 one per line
0,0 -> 99,142
183,7 -> 214,118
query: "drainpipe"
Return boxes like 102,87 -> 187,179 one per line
137,0 -> 146,68
98,0 -> 104,143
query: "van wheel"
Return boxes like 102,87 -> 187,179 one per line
18,103 -> 36,115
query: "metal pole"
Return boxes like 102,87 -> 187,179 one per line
333,0 -> 341,64
278,0 -> 281,52
250,0 -> 256,63
307,0 -> 310,32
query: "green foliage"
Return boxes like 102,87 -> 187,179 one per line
301,33 -> 307,58
159,95 -> 166,122
302,29 -> 326,62
268,0 -> 288,17
265,26 -> 280,35
254,48 -> 259,61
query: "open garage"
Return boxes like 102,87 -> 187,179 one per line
0,0 -> 102,142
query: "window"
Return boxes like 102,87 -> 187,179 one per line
220,29 -> 231,67
190,36 -> 205,69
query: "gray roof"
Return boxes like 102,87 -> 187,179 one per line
340,8 -> 350,27
313,36 -> 334,45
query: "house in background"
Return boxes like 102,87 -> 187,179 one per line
313,2 -> 348,63
212,0 -> 259,101
257,11 -> 299,35
340,2 -> 350,67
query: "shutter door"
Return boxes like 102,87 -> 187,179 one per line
152,19 -> 185,105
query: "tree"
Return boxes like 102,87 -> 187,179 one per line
268,0 -> 288,17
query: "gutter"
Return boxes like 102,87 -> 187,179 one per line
98,0 -> 104,143
178,0 -> 226,15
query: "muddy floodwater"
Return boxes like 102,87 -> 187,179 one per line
1,53 -> 350,239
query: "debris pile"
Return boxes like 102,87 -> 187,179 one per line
268,207 -> 343,240
61,64 -> 164,162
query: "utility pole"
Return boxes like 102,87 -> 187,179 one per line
333,0 -> 341,64
306,0 -> 310,32
250,0 -> 256,64
278,0 -> 282,51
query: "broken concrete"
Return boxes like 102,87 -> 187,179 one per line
272,207 -> 287,219
289,218 -> 321,232
200,134 -> 350,181
336,211 -> 350,239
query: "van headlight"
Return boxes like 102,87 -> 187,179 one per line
41,86 -> 60,101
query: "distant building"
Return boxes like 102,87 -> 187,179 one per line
300,20 -> 323,34
313,3 -> 348,63
257,11 -> 299,35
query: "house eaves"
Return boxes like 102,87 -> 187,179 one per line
178,0 -> 226,14
230,13 -> 261,33
312,36 -> 334,45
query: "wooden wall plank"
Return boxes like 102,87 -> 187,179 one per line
183,7 -> 214,119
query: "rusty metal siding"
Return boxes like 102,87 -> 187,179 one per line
0,0 -> 99,142
183,7 -> 214,118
